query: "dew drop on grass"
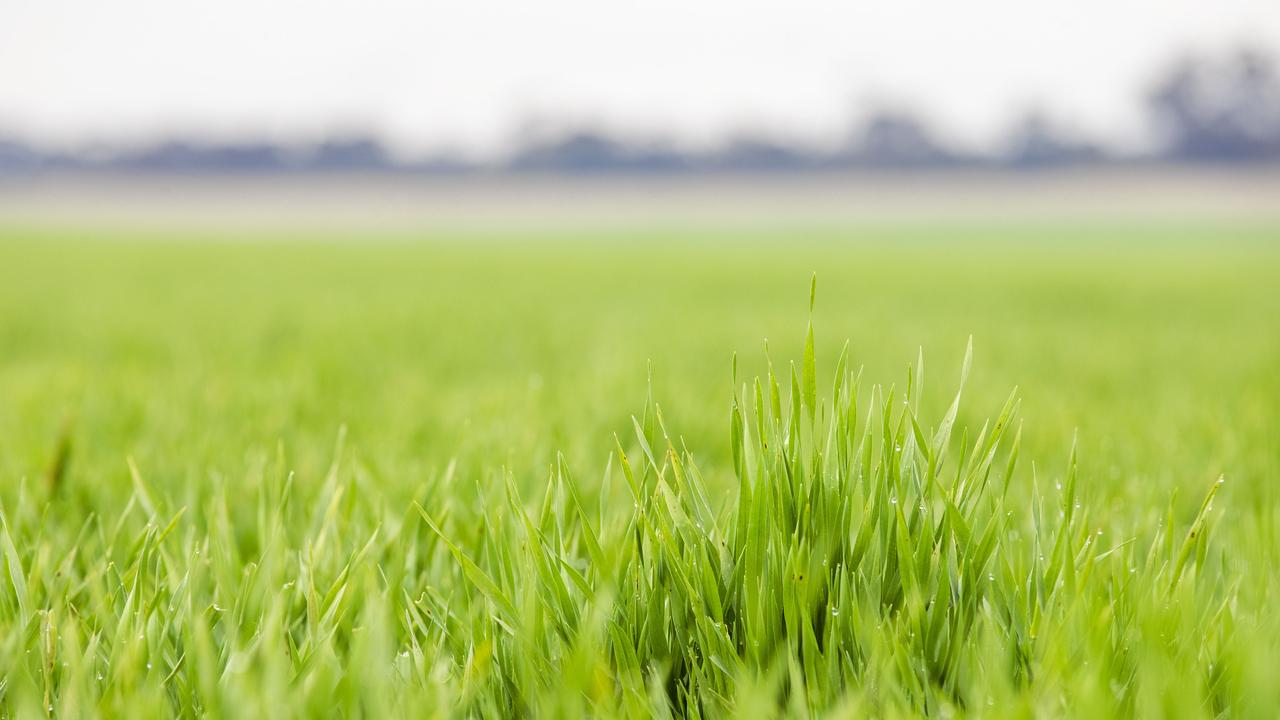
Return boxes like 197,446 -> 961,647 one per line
831,608 -> 839,617
890,496 -> 898,505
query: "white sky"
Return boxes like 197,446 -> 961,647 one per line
2,0 -> 1278,158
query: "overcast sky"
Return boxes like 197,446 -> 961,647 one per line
2,0 -> 1278,158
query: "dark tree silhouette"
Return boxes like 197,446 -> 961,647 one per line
0,136 -> 43,174
308,138 -> 391,170
710,136 -> 813,171
508,130 -> 688,173
114,141 -> 290,173
1003,111 -> 1103,168
846,111 -> 955,167
1148,48 -> 1280,161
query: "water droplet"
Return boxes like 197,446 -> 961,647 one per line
890,496 -> 898,505
831,608 -> 840,617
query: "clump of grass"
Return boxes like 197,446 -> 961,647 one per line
0,301 -> 1242,718
415,301 -> 1236,717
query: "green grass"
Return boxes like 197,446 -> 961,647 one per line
0,222 -> 1278,717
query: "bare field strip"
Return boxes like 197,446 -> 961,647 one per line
2,168 -> 1279,232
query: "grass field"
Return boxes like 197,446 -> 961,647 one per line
0,221 -> 1278,717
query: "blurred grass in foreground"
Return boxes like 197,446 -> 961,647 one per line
0,221 -> 1277,716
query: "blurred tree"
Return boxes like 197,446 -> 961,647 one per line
508,130 -> 688,173
308,138 -> 391,171
0,136 -> 42,174
1002,110 -> 1103,168
710,135 -> 813,171
845,110 -> 956,167
1148,47 -> 1280,161
114,141 -> 290,173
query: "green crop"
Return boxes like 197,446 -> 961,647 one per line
0,223 -> 1277,718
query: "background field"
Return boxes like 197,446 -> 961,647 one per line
1,219 -> 1278,715
3,221 -> 1277,505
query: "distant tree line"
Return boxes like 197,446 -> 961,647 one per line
2,47 -> 1278,176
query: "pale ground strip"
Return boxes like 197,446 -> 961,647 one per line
1,167 -> 1278,232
